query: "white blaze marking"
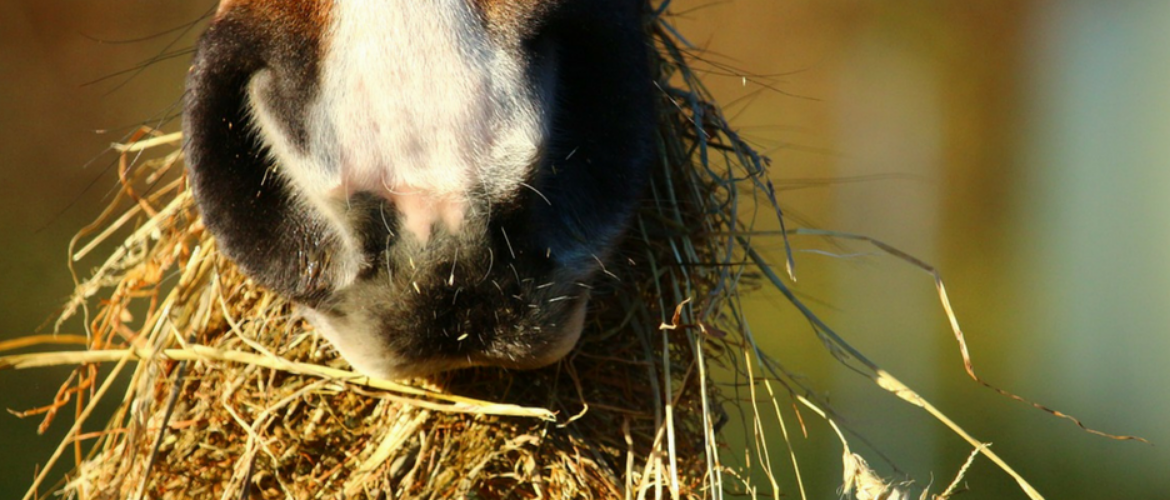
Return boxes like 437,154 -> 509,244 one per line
248,0 -> 547,262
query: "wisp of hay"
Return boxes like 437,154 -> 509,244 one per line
1,3 -> 1062,500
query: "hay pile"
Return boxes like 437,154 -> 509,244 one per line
3,9 -> 782,500
2,4 -> 1058,500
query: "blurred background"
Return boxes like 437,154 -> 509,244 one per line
2,1 -> 1167,498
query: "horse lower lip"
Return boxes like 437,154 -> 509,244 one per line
298,267 -> 592,378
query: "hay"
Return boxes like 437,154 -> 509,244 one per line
2,4 -> 1057,500
6,9 -> 761,500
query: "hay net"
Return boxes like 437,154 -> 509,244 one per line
4,2 -> 1022,500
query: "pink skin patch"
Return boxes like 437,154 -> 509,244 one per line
328,176 -> 467,244
387,190 -> 466,243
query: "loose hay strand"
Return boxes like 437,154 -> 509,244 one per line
20,347 -> 138,500
792,227 -> 1148,444
0,348 -> 556,421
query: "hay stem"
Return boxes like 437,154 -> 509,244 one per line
742,346 -> 781,499
763,377 -> 807,500
693,328 -> 723,500
21,350 -> 137,500
111,131 -> 182,153
1,347 -> 554,421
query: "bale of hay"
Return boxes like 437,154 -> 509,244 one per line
5,8 -> 790,500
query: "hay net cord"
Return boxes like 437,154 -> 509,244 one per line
0,2 -> 1109,499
